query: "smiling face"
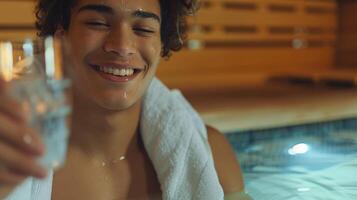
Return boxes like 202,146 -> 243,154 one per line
62,0 -> 162,110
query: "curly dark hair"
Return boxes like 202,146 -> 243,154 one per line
35,0 -> 199,57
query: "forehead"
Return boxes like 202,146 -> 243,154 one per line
74,0 -> 161,14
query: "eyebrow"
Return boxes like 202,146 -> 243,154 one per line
133,10 -> 161,24
77,4 -> 161,23
77,4 -> 114,15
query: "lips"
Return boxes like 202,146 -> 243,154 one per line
89,63 -> 144,83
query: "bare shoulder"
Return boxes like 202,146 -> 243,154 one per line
206,125 -> 245,193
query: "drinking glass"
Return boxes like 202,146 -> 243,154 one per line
0,37 -> 72,170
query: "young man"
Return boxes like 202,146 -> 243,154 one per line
0,0 -> 246,199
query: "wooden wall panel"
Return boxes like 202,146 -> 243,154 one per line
0,0 -> 36,40
0,1 -> 35,25
0,30 -> 36,40
336,0 -> 357,68
158,48 -> 335,74
158,0 -> 338,91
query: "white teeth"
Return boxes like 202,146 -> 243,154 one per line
98,66 -> 135,76
129,69 -> 134,75
115,69 -> 125,76
113,68 -> 120,75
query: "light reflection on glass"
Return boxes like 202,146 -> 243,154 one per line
0,41 -> 14,81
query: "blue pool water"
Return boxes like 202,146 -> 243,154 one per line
226,118 -> 357,200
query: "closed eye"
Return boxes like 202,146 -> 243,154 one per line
85,21 -> 110,28
133,28 -> 155,33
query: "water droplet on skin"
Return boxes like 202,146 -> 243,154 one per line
111,156 -> 126,164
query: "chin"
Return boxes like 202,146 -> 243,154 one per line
93,93 -> 140,111
73,86 -> 139,112
96,100 -> 137,111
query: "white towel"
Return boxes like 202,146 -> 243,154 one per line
141,78 -> 224,200
5,77 -> 224,199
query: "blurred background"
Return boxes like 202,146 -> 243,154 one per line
2,0 -> 357,199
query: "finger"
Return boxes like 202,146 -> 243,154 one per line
0,114 -> 45,156
0,142 -> 47,179
0,115 -> 45,155
0,78 -> 6,91
0,168 -> 27,185
0,95 -> 28,123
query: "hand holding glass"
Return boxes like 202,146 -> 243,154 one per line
0,37 -> 71,170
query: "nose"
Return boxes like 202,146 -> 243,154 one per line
102,23 -> 136,58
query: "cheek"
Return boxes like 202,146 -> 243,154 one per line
131,39 -> 161,97
141,39 -> 162,69
67,26 -> 104,65
64,29 -> 101,88
71,35 -> 94,62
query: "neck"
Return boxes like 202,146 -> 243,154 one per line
69,93 -> 143,159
